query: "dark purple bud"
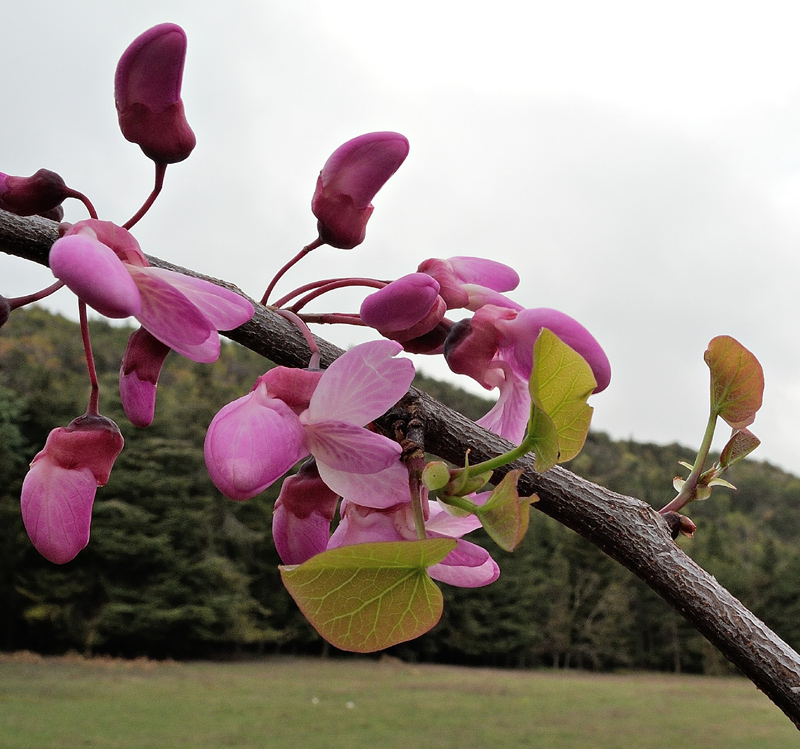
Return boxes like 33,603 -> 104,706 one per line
400,321 -> 452,355
0,169 -> 69,217
115,23 -> 196,163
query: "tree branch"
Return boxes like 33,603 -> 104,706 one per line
3,208 -> 800,727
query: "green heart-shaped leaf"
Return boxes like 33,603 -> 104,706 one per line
280,539 -> 456,653
704,336 -> 764,429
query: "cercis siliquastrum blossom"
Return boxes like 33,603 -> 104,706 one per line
21,414 -> 124,564
114,22 -> 196,164
445,304 -> 611,443
205,340 -> 414,503
49,220 -> 254,363
311,132 -> 410,250
206,339 -> 501,587
356,256 -> 611,444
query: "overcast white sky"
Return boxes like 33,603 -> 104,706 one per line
4,0 -> 800,480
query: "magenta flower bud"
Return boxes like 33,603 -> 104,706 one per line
21,414 -> 124,564
0,169 -> 69,217
273,459 -> 339,565
311,132 -> 409,249
120,327 -> 171,428
360,273 -> 446,342
115,23 -> 196,163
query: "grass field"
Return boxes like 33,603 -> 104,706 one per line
0,653 -> 796,748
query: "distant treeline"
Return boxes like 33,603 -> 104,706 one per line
1,307 -> 799,673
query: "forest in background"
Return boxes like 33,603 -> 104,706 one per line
2,307 -> 799,674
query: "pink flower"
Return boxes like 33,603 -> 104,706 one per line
119,327 -> 171,428
49,220 -> 254,363
115,23 -> 196,163
328,496 -> 499,588
204,371 -> 311,501
21,414 -> 124,564
205,340 -> 415,503
312,132 -> 409,249
445,305 -> 611,443
0,169 -> 70,217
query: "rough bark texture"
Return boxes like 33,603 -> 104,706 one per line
3,208 -> 800,727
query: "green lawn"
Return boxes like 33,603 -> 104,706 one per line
0,653 -> 796,748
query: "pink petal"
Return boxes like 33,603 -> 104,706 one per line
476,365 -> 531,444
273,500 -> 333,565
307,340 -> 414,425
428,539 -> 500,588
496,307 -> 612,393
303,421 -> 401,474
127,265 -> 219,362
426,501 -> 483,537
49,234 -> 142,318
21,458 -> 97,564
448,256 -> 520,292
462,285 -> 523,312
316,460 -> 410,509
204,386 -> 307,500
140,267 -> 254,331
328,501 -> 416,548
69,220 -> 149,267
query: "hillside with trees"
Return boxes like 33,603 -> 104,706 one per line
1,307 -> 798,672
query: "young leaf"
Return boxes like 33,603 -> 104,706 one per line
477,469 -> 538,551
528,328 -> 597,466
280,539 -> 456,653
704,336 -> 764,429
719,428 -> 761,468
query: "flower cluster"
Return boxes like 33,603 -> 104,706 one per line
3,24 -> 253,563
205,340 -> 500,587
4,21 -> 611,652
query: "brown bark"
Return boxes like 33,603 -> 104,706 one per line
3,208 -> 800,727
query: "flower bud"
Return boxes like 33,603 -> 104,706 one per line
0,169 -> 69,217
21,414 -> 124,564
273,459 -> 339,565
360,273 -> 446,342
312,132 -> 409,249
115,23 -> 196,163
120,327 -> 171,428
422,461 -> 451,491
